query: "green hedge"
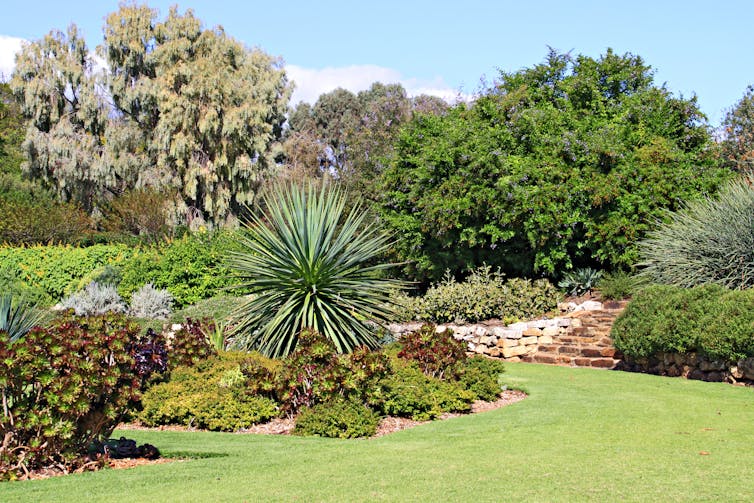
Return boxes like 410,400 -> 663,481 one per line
611,285 -> 754,362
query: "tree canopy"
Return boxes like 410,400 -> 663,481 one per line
380,49 -> 731,283
10,4 -> 291,225
720,85 -> 754,174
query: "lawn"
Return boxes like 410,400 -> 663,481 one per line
3,363 -> 752,502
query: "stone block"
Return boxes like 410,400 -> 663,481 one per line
436,325 -> 448,333
590,358 -> 617,368
581,301 -> 603,311
523,327 -> 542,337
492,327 -> 522,339
528,319 -> 547,329
478,336 -> 493,346
534,354 -> 559,364
558,346 -> 580,354
574,357 -> 593,367
557,318 -> 572,327
474,345 -> 488,355
542,327 -> 559,337
502,345 -> 530,358
570,318 -> 582,328
600,347 -> 616,358
521,336 -> 538,345
538,335 -> 554,345
508,322 -> 529,331
739,357 -> 754,380
474,326 -> 489,336
500,338 -> 521,348
488,347 -> 501,357
581,347 -> 603,358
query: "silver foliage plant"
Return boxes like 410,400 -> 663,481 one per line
129,283 -> 174,320
638,178 -> 754,289
60,281 -> 126,316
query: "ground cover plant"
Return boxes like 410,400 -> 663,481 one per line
2,363 -> 752,501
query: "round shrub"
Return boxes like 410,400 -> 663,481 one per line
397,324 -> 467,380
294,398 -> 380,438
459,357 -> 506,401
612,284 -> 754,362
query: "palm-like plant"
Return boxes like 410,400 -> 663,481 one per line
226,183 -> 405,357
0,293 -> 46,342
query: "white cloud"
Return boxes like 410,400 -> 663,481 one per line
286,64 -> 468,105
0,35 -> 26,81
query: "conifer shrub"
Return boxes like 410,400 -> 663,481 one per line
612,284 -> 754,362
294,398 -> 380,439
0,313 -> 166,479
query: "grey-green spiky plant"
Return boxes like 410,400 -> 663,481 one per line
0,294 -> 46,342
226,183 -> 405,358
638,178 -> 754,289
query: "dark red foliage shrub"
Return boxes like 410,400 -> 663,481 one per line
169,318 -> 216,368
397,324 -> 467,380
0,313 -> 166,480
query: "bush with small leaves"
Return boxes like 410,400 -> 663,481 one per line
129,283 -> 174,320
294,397 -> 380,439
459,357 -> 506,401
60,281 -> 126,316
597,270 -> 649,300
169,318 -> 217,368
0,313 -> 166,479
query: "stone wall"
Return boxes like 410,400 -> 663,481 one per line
387,300 -> 628,369
618,353 -> 754,384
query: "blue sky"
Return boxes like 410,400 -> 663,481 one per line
1,0 -> 752,124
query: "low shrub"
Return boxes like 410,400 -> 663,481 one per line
0,313 -> 166,479
397,324 -> 466,380
611,284 -> 754,362
0,197 -> 92,245
459,357 -> 506,401
369,364 -> 475,421
169,318 -> 217,368
119,231 -> 242,308
139,352 -> 280,431
129,283 -> 174,320
294,397 -> 380,439
100,188 -> 174,243
171,295 -> 243,324
59,281 -> 126,316
395,266 -> 561,323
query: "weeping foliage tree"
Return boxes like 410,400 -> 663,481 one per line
638,178 -> 754,289
227,183 -> 405,358
11,4 -> 291,224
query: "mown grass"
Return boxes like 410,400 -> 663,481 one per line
3,363 -> 752,502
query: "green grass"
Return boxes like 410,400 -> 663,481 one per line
3,363 -> 753,501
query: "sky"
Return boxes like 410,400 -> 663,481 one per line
1,0 -> 753,125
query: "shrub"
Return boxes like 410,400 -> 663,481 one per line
597,270 -> 648,300
171,295 -> 243,324
611,284 -> 754,362
0,197 -> 92,245
0,313 -> 166,479
119,231 -> 240,308
294,398 -> 380,438
226,183 -> 405,357
0,293 -> 46,342
558,268 -> 603,296
101,188 -> 174,243
395,267 -> 561,324
459,357 -> 506,401
638,179 -> 754,290
369,365 -> 475,421
398,325 -> 467,380
60,281 -> 126,316
0,243 -> 135,305
139,352 -> 279,431
130,283 -> 174,320
169,318 -> 217,369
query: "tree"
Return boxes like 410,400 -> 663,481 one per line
11,4 -> 291,225
380,49 -> 731,284
720,85 -> 754,174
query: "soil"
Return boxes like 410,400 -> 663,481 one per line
17,390 -> 526,481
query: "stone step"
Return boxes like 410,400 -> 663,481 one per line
526,353 -> 620,369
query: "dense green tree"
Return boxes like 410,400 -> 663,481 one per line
720,85 -> 754,174
381,49 -> 731,283
10,4 -> 291,225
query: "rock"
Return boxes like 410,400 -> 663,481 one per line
687,369 -> 705,381
474,325 -> 488,336
488,347 -> 501,357
538,335 -> 554,345
492,327 -> 522,339
730,366 -> 744,379
557,318 -> 572,327
542,327 -> 559,337
528,319 -> 547,329
478,336 -> 493,346
507,322 -> 529,331
581,301 -> 603,311
436,325 -> 448,333
558,302 -> 578,312
474,345 -> 488,354
738,357 -> 754,380
520,336 -> 538,345
502,345 -> 530,358
570,318 -> 582,328
499,338 -> 521,348
523,327 -> 542,337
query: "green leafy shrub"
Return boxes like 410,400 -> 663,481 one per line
638,179 -> 754,290
294,397 -> 380,439
558,268 -> 603,296
597,270 -> 648,300
129,283 -> 174,320
395,267 -> 560,323
60,281 -> 126,316
0,293 -> 46,342
119,231 -> 240,308
139,352 -> 280,431
0,313 -> 166,479
226,183 -> 405,357
171,295 -> 243,324
0,243 -> 135,305
612,284 -> 754,362
397,324 -> 467,380
369,365 -> 475,421
459,357 -> 506,401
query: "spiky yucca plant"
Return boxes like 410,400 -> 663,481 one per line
638,178 -> 754,289
0,293 -> 46,342
226,184 -> 405,358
